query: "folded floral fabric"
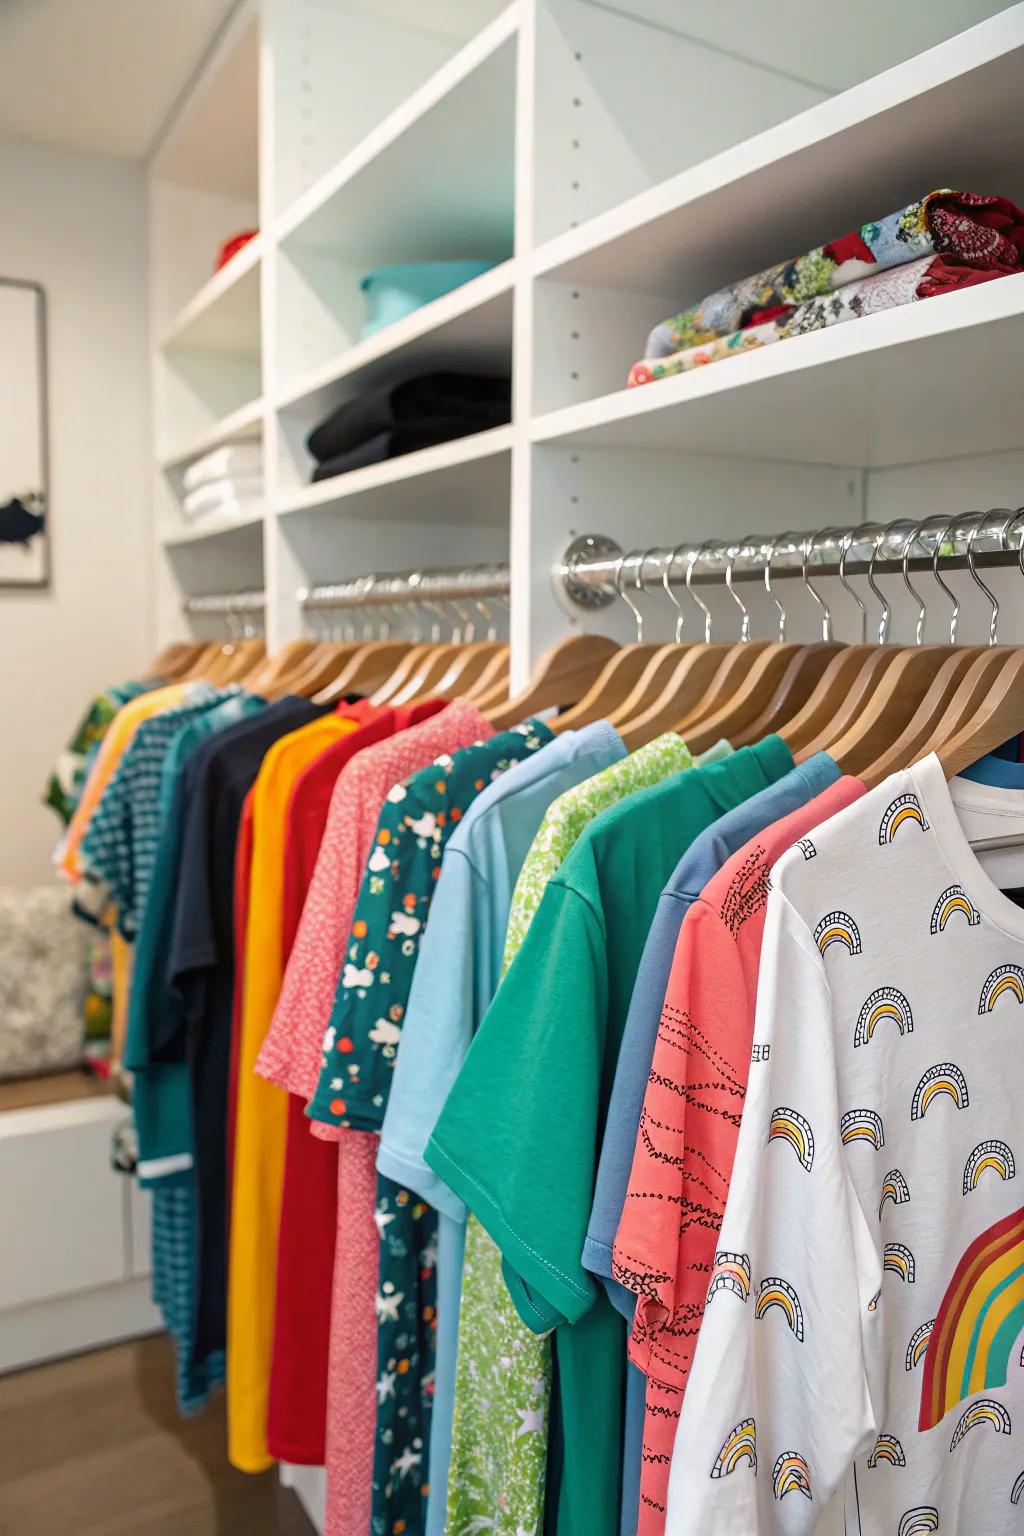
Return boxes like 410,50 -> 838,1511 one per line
643,189 -> 1024,359
628,254 -> 1008,388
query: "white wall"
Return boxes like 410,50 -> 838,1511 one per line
0,135 -> 151,887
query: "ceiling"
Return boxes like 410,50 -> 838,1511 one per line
0,0 -> 238,163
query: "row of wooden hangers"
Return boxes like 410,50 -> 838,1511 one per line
148,511 -> 1024,788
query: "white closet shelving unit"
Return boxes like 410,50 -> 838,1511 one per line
150,0 -> 1024,685
148,0 -> 1024,1512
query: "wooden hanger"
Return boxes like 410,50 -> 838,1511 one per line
465,645 -> 510,700
730,641 -> 847,748
939,649 -> 1024,777
431,641 -> 507,697
386,643 -> 464,706
314,640 -> 415,704
861,647 -> 1002,787
822,644 -> 961,775
683,642 -> 842,755
484,632 -> 619,728
144,641 -> 207,681
771,644 -> 881,753
280,641 -> 366,698
244,638 -> 316,695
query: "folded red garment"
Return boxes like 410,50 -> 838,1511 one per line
214,229 -> 258,273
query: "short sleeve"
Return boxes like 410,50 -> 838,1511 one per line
377,847 -> 482,1216
426,873 -> 609,1332
664,888 -> 878,1535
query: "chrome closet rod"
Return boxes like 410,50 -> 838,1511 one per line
558,508 -> 1024,608
181,590 -> 266,616
299,563 -> 510,612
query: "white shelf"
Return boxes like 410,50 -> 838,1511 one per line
161,507 -> 265,547
532,5 -> 1024,296
275,5 -> 518,264
159,235 -> 262,356
276,260 -> 515,417
277,425 -> 513,526
159,398 -> 264,472
531,274 -> 1024,469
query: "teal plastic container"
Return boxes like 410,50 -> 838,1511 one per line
359,260 -> 496,338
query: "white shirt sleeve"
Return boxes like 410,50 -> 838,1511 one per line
665,882 -> 881,1535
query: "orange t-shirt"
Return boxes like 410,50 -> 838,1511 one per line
227,712 -> 358,1473
613,778 -> 865,1534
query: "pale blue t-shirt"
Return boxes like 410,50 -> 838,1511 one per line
582,751 -> 840,1536
377,720 -> 625,1536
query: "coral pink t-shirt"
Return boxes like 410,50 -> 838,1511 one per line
612,777 -> 864,1535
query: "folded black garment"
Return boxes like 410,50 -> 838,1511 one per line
307,371 -> 511,463
311,416 -> 499,481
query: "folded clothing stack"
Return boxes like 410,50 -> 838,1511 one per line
306,371 -> 511,482
628,188 -> 1024,387
182,441 -> 264,521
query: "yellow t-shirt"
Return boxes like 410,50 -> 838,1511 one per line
59,683 -> 193,881
228,712 -> 358,1473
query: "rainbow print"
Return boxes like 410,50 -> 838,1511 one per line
867,1287 -> 881,1313
707,1251 -> 751,1303
919,1205 -> 1024,1430
962,1140 -> 1016,1196
910,1061 -> 969,1121
814,909 -> 862,956
1011,1469 -> 1024,1505
879,793 -> 929,844
771,1451 -> 811,1501
906,1319 -> 935,1371
755,1277 -> 804,1340
796,836 -> 816,860
710,1417 -> 756,1478
768,1107 -> 814,1172
884,1243 -> 916,1284
854,986 -> 914,1047
841,1107 -> 885,1150
929,883 -> 981,934
898,1509 -> 938,1536
867,1433 -> 905,1468
948,1397 -> 1012,1451
879,1168 -> 911,1220
978,963 -> 1024,1013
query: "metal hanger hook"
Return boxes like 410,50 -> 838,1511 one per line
801,528 -> 835,642
898,520 -> 928,646
724,543 -> 751,642
661,544 -> 690,643
838,527 -> 868,644
633,547 -> 660,639
685,542 -> 717,644
614,552 -> 645,642
965,511 -> 1003,646
762,534 -> 787,643
866,523 -> 898,645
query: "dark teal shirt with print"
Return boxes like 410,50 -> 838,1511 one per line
307,719 -> 552,1133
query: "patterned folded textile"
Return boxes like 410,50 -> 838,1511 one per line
643,189 -> 1024,359
628,255 -> 1008,388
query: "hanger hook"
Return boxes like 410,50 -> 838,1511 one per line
634,547 -> 659,637
614,552 -> 645,642
724,543 -> 751,642
685,542 -> 716,644
661,544 -> 689,643
762,534 -> 787,642
801,528 -> 834,642
898,520 -> 928,646
838,527 -> 868,644
965,511 -> 1002,647
867,523 -> 898,644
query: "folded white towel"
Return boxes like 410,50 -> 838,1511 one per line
183,441 -> 263,492
181,495 -> 263,528
182,475 -> 264,520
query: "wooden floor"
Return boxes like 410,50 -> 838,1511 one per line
0,1335 -> 314,1535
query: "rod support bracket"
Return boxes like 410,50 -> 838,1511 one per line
557,533 -> 624,609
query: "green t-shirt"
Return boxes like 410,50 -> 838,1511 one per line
427,734 -> 793,1536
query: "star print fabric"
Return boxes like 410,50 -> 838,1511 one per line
307,720 -> 552,1137
372,1177 -> 438,1536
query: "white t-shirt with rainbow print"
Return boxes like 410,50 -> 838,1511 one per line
666,753 -> 1024,1536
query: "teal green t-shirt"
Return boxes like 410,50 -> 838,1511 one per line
426,734 -> 793,1536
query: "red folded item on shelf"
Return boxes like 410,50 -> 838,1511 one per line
214,229 -> 258,272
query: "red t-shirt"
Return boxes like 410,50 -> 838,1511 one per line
613,777 -> 865,1534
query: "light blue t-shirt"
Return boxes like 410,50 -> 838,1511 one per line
377,720 -> 625,1536
582,750 -> 840,1536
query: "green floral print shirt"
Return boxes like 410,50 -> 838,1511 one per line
446,731 -> 706,1536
